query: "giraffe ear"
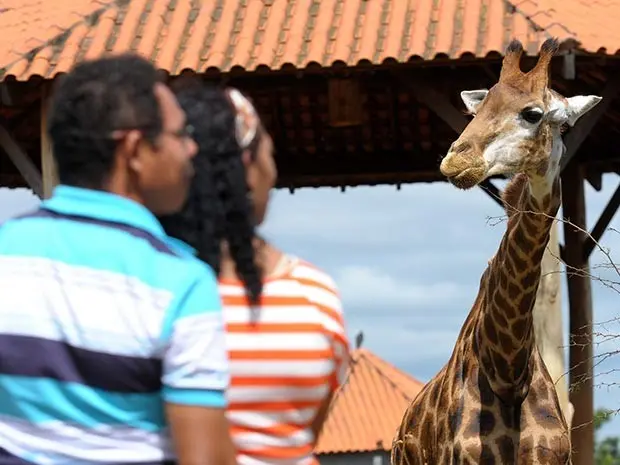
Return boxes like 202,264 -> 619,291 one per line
549,94 -> 602,127
460,89 -> 488,115
564,95 -> 602,126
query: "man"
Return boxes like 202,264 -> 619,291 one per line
0,54 -> 237,465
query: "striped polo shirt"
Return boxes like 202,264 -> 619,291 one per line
0,186 -> 229,465
219,255 -> 349,465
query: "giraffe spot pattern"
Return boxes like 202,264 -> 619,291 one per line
479,409 -> 496,436
514,226 -> 535,252
507,281 -> 521,300
484,315 -> 500,345
511,318 -> 528,340
508,242 -> 527,269
522,268 -> 540,290
521,215 -> 539,238
496,435 -> 516,462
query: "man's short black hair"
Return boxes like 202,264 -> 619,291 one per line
47,53 -> 164,188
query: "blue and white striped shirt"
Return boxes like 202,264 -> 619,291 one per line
0,185 -> 229,464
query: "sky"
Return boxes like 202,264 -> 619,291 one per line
1,175 -> 619,440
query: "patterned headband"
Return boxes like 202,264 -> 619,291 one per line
225,87 -> 259,149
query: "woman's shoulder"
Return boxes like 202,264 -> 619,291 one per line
286,257 -> 339,295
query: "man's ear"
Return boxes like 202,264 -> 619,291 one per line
115,129 -> 143,169
460,89 -> 488,114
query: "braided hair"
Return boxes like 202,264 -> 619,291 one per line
157,81 -> 262,305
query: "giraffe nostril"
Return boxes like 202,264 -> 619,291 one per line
453,141 -> 471,154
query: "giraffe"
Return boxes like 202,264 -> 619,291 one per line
391,38 -> 602,464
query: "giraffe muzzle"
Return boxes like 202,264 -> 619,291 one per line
440,150 -> 488,190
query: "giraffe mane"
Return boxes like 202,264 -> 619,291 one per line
501,173 -> 528,218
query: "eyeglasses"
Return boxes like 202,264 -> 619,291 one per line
162,123 -> 195,141
109,123 -> 195,142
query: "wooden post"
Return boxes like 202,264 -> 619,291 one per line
41,83 -> 58,199
533,221 -> 573,428
561,161 -> 594,465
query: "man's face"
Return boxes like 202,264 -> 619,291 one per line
135,83 -> 198,215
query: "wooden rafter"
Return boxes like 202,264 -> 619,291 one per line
479,179 -> 504,208
560,73 -> 620,171
0,123 -> 43,197
583,179 -> 620,260
406,79 -> 505,210
408,79 -> 468,134
585,166 -> 603,191
41,84 -> 59,198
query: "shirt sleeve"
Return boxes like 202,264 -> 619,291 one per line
300,269 -> 350,390
159,263 -> 229,408
322,289 -> 350,390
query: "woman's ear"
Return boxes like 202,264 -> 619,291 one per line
241,148 -> 252,168
243,148 -> 257,192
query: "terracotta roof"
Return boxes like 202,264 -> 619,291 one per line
2,0 -> 620,82
517,0 -> 620,55
314,348 -> 424,455
3,0 -> 620,83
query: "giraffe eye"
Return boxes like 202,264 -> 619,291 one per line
520,107 -> 543,124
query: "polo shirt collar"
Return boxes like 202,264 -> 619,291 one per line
42,185 -> 198,256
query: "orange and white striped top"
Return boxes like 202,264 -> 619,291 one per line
219,254 -> 349,465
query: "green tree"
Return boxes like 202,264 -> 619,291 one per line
595,408 -> 620,465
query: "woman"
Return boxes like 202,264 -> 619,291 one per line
159,82 -> 350,465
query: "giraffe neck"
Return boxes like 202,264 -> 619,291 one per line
528,129 -> 564,202
474,133 -> 562,402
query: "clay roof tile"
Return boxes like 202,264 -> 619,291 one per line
6,0 -> 619,81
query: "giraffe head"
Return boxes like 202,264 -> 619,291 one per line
440,38 -> 602,190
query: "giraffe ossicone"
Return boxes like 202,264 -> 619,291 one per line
391,38 -> 602,464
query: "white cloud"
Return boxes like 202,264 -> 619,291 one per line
335,264 -> 469,311
261,182 -> 506,249
0,188 -> 40,223
353,323 -> 462,382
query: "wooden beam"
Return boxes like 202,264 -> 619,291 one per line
275,170 -> 446,190
0,123 -> 43,197
0,173 -> 28,188
561,161 -> 594,465
41,84 -> 58,199
479,179 -> 504,208
585,166 -> 603,191
583,179 -> 620,260
561,74 -> 620,172
407,79 -> 469,134
0,82 -> 14,106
